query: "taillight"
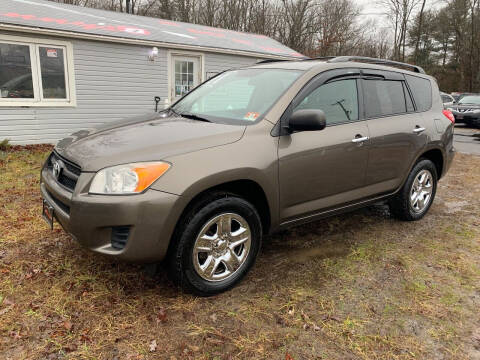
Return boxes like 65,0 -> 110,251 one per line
443,109 -> 455,124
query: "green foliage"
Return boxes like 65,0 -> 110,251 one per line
0,139 -> 10,151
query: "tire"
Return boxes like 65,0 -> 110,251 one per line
465,119 -> 480,128
167,192 -> 262,296
389,159 -> 438,221
471,119 -> 480,128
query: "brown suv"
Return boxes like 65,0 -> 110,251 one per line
40,56 -> 455,296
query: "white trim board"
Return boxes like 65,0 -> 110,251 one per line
167,50 -> 205,104
0,33 -> 77,107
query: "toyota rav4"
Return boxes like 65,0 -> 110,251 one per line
40,56 -> 455,296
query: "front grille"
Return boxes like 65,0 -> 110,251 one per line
46,189 -> 70,214
111,226 -> 131,250
47,152 -> 81,192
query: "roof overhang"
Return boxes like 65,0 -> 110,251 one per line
0,22 -> 296,60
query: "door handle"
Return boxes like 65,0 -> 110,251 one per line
413,126 -> 426,134
352,135 -> 369,143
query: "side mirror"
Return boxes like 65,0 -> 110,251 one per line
287,109 -> 326,132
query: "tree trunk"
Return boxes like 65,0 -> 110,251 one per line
413,0 -> 427,63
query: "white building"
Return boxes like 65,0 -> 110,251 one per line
0,0 -> 303,144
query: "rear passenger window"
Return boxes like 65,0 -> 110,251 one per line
441,95 -> 451,103
363,80 -> 406,118
295,79 -> 358,125
405,74 -> 432,111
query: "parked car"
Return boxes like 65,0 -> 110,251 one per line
451,92 -> 462,102
452,92 -> 477,103
0,72 -> 66,99
0,73 -> 34,98
447,94 -> 480,127
40,56 -> 455,296
440,92 -> 455,108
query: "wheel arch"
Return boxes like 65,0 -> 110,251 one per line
417,147 -> 444,179
177,179 -> 272,235
393,146 -> 445,198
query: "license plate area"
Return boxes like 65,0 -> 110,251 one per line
42,199 -> 54,230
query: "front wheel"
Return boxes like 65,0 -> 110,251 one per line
389,159 -> 438,221
167,193 -> 262,296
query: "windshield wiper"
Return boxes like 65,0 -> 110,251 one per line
169,107 -> 181,117
178,112 -> 211,122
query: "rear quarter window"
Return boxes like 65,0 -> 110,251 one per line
405,74 -> 432,112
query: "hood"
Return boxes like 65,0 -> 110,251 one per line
454,104 -> 480,109
55,112 -> 246,171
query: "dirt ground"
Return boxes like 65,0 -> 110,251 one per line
1,147 -> 479,360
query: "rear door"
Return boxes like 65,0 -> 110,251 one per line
278,69 -> 371,222
361,70 -> 425,194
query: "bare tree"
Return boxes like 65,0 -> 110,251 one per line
379,0 -> 422,60
413,0 -> 427,62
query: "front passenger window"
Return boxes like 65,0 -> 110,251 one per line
295,79 -> 359,125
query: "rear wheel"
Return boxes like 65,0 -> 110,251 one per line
389,159 -> 438,221
167,193 -> 262,296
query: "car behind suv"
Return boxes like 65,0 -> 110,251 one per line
41,56 -> 455,296
447,94 -> 480,127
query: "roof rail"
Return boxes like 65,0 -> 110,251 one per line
256,59 -> 290,64
308,56 -> 336,61
256,56 -> 426,74
326,56 -> 426,74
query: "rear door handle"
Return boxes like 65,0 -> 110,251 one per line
413,126 -> 426,134
352,135 -> 369,143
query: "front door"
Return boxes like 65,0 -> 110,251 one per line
170,55 -> 201,103
278,75 -> 370,222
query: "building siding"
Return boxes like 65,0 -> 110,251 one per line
0,32 -> 261,144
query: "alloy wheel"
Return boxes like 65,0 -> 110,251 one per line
192,213 -> 251,282
409,169 -> 434,213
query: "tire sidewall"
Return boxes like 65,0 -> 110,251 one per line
177,197 -> 262,295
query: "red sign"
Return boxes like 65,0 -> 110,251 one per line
1,12 -> 150,36
46,49 -> 58,58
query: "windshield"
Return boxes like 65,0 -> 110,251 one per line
458,95 -> 480,105
171,68 -> 303,124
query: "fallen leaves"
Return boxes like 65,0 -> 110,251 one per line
0,304 -> 14,316
473,328 -> 480,350
156,307 -> 167,324
2,297 -> 14,306
62,321 -> 73,331
321,314 -> 341,322
149,339 -> 157,352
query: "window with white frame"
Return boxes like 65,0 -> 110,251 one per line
0,37 -> 75,107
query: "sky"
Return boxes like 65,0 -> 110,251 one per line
356,0 -> 391,25
355,0 -> 445,27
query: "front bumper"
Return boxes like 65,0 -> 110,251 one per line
451,111 -> 480,124
40,164 -> 180,262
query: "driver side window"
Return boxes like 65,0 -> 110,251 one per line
295,79 -> 359,125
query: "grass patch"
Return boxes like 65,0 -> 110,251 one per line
1,148 -> 479,359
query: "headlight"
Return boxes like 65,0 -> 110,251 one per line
89,162 -> 170,194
